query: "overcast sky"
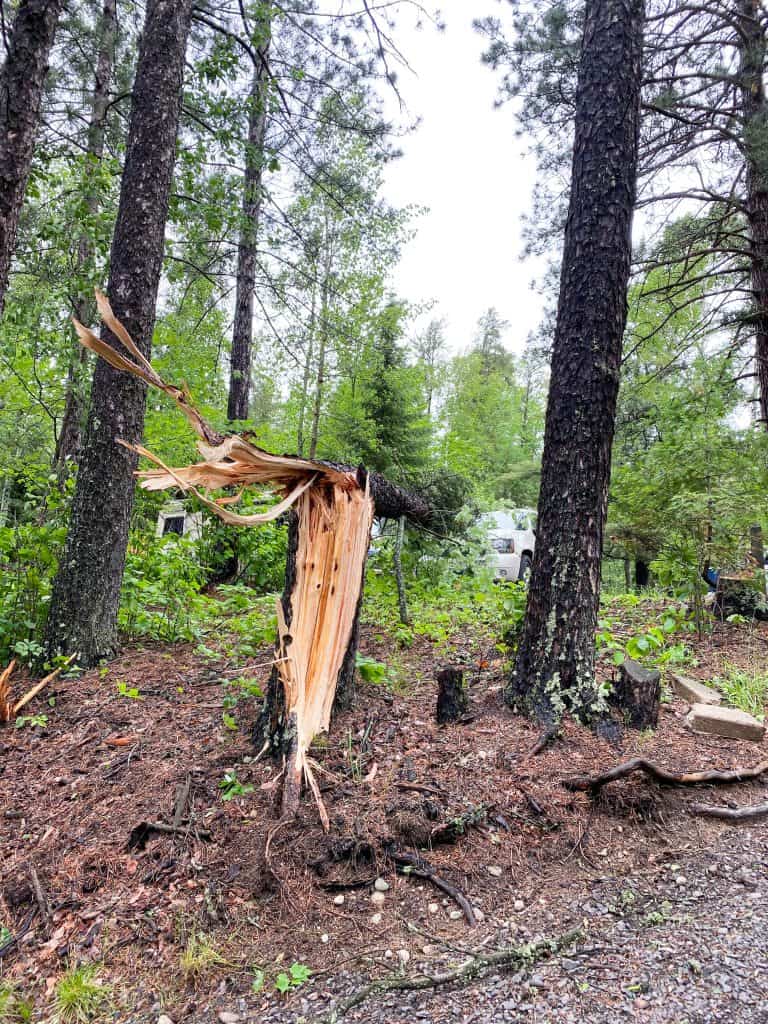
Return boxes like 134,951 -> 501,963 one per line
377,1 -> 546,355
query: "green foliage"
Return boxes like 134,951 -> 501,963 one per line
119,535 -> 208,643
179,933 -> 225,983
218,770 -> 254,801
275,962 -> 311,994
713,666 -> 768,720
354,653 -> 390,685
54,965 -> 110,1024
0,983 -> 33,1024
14,714 -> 48,730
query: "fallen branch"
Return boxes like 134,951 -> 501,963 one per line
563,757 -> 768,793
127,820 -> 212,850
526,724 -> 560,759
26,863 -> 51,925
0,660 -> 16,722
315,928 -> 584,1023
12,654 -> 77,716
689,801 -> 768,821
387,847 -> 477,926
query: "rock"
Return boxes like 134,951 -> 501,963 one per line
218,1014 -> 239,1024
487,865 -> 503,877
374,877 -> 390,892
333,894 -> 345,905
397,949 -> 410,964
384,949 -> 393,959
428,903 -> 439,914
321,933 -> 329,943
514,899 -> 525,911
158,1016 -> 174,1024
686,703 -> 765,742
449,910 -> 464,920
674,875 -> 687,886
670,674 -> 722,706
370,913 -> 382,925
371,891 -> 386,906
473,907 -> 485,922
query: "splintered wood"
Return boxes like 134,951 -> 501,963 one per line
74,291 -> 375,827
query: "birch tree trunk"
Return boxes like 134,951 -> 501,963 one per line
507,0 -> 645,724
44,0 -> 194,666
0,0 -> 64,316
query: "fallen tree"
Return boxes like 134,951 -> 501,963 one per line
74,293 -> 433,825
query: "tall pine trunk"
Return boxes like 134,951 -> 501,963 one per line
44,0 -> 194,666
739,0 -> 768,427
227,32 -> 272,422
54,0 -> 118,477
0,0 -> 64,315
507,0 -> 645,723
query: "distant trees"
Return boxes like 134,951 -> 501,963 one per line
477,0 -> 768,425
506,0 -> 645,722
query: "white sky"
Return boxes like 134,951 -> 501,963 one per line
378,0 -> 546,355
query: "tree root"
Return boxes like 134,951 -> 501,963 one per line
315,927 -> 584,1023
563,757 -> 768,793
387,846 -> 476,926
689,801 -> 768,821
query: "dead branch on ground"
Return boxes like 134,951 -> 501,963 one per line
314,928 -> 584,1023
689,801 -> 768,822
563,757 -> 768,793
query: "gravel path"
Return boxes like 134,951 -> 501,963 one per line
248,826 -> 768,1024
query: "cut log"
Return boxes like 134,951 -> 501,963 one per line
436,667 -> 467,724
610,658 -> 660,729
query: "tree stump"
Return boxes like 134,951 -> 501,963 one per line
610,658 -> 660,729
436,667 -> 467,724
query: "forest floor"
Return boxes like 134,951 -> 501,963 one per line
2,598 -> 768,1023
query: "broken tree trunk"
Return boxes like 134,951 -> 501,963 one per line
609,658 -> 661,730
73,297 -> 432,826
435,667 -> 467,724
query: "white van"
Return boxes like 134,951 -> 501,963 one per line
484,509 -> 537,582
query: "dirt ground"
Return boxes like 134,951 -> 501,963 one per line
1,613 -> 767,1023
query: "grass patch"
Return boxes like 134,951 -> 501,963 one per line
713,666 -> 768,720
180,932 -> 226,985
54,965 -> 110,1024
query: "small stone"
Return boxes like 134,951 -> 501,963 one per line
674,875 -> 687,886
449,910 -> 464,920
428,903 -> 439,914
321,933 -> 329,943
333,894 -> 345,905
397,949 -> 410,964
218,1014 -> 239,1024
371,891 -> 386,906
370,913 -> 382,925
514,899 -> 525,912
473,907 -> 485,922
487,865 -> 503,877
374,877 -> 390,892
384,949 -> 393,959
158,1016 -> 174,1024
529,974 -> 546,989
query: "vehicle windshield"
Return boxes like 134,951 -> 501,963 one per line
484,509 -> 534,532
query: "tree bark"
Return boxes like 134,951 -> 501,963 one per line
609,658 -> 660,729
394,515 -> 410,625
436,667 -> 467,724
227,31 -> 272,422
739,0 -> 768,428
44,0 -> 194,666
507,0 -> 645,724
54,0 -> 118,478
0,0 -> 64,316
